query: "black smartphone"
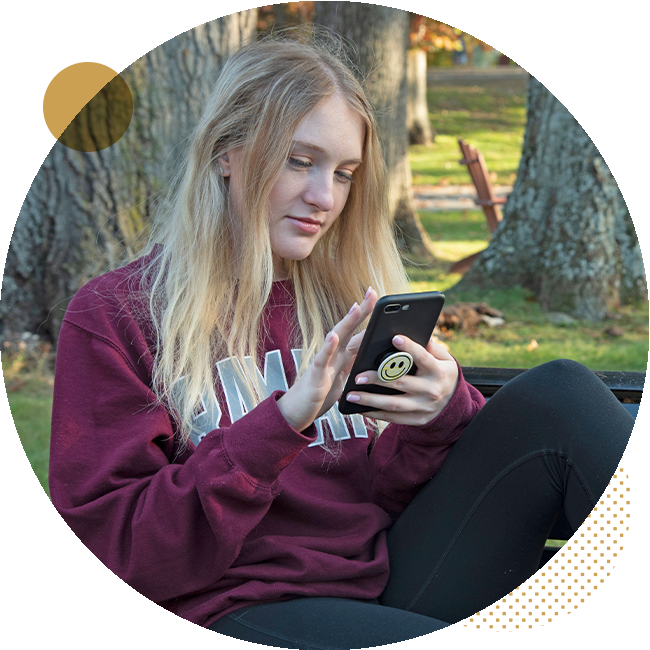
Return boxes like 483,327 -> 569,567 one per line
339,291 -> 445,415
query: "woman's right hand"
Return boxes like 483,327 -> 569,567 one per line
277,287 -> 377,431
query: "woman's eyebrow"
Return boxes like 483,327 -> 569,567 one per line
292,140 -> 363,165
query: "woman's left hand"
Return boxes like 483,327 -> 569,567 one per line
345,335 -> 459,426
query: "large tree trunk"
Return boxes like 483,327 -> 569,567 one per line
406,48 -> 433,145
313,1 -> 435,262
453,76 -> 646,321
1,11 -> 258,344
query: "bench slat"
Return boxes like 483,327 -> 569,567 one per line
462,366 -> 645,403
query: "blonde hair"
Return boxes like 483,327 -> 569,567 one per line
139,30 -> 409,443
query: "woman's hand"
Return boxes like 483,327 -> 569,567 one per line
344,335 -> 459,427
277,288 -> 378,432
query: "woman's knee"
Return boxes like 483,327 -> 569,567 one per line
481,358 -> 622,430
524,358 -> 590,383
504,358 -> 605,402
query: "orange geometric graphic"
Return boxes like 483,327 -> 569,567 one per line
41,61 -> 133,153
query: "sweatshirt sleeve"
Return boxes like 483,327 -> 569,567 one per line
368,363 -> 485,517
49,316 -> 316,605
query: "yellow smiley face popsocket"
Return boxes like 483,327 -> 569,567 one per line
377,351 -> 413,382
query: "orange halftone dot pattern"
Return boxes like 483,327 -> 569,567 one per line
462,467 -> 629,631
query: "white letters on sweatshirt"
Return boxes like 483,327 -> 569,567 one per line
176,349 -> 367,448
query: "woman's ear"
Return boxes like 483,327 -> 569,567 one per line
217,153 -> 231,177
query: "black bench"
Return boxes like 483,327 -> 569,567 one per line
0,368 -> 648,650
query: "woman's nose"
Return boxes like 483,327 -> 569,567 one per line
303,173 -> 335,212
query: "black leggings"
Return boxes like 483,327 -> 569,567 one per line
209,359 -> 634,649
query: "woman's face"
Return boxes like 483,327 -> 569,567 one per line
222,93 -> 366,280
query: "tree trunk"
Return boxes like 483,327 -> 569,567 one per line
312,1 -> 435,263
1,11 -> 258,344
453,76 -> 647,321
406,48 -> 433,145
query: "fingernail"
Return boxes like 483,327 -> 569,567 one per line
365,286 -> 372,300
355,376 -> 368,385
348,302 -> 358,315
326,331 -> 333,342
393,335 -> 404,346
346,394 -> 361,402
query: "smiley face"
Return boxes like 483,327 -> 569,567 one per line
377,352 -> 413,382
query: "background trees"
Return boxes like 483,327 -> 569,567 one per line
1,3 -> 645,344
313,1 -> 435,262
454,76 -> 647,320
0,11 -> 258,344
407,0 -> 502,66
405,14 -> 502,146
257,2 -> 314,29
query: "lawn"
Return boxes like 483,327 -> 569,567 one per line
410,76 -> 528,187
6,69 -> 647,498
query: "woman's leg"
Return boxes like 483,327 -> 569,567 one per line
208,598 -> 448,649
379,359 -> 634,624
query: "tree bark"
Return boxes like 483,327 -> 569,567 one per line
453,76 -> 647,321
406,48 -> 433,145
312,1 -> 435,262
1,11 -> 258,344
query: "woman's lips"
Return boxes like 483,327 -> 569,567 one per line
286,217 -> 321,234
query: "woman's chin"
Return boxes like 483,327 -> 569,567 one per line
275,246 -> 318,265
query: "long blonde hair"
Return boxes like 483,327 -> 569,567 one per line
140,30 -> 409,442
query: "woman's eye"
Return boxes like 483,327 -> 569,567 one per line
289,156 -> 353,183
336,171 -> 354,184
288,157 -> 311,169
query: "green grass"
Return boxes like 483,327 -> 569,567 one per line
410,79 -> 528,187
419,210 -> 490,262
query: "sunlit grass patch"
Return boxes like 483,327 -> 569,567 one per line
411,79 -> 527,187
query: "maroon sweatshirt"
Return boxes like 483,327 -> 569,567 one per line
49,257 -> 485,628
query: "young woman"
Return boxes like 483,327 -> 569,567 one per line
49,33 -> 634,649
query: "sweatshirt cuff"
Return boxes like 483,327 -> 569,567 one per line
222,390 -> 318,483
398,363 -> 481,447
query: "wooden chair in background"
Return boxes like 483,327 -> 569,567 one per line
449,138 -> 508,275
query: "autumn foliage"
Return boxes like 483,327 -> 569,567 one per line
409,1 -> 502,65
257,3 -> 315,30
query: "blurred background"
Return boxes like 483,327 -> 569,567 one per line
0,2 -> 648,650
